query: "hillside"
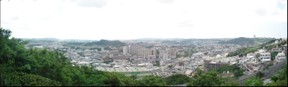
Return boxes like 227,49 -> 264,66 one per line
0,28 -> 166,86
227,38 -> 286,57
84,39 -> 126,47
218,37 -> 274,46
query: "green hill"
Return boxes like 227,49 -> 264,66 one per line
218,37 -> 273,45
84,39 -> 126,47
227,38 -> 286,57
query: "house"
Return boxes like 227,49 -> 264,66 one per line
204,60 -> 229,71
185,70 -> 193,76
221,71 -> 234,78
258,52 -> 271,62
271,47 -> 282,53
275,51 -> 286,62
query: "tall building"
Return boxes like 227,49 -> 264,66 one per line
123,46 -> 128,55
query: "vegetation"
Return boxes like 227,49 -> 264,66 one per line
218,37 -> 255,45
63,42 -> 86,47
227,38 -> 286,57
136,75 -> 167,86
84,39 -> 126,47
218,37 -> 273,46
271,51 -> 278,61
188,48 -> 196,57
266,64 -> 287,86
165,74 -> 191,85
244,76 -> 263,86
0,28 -> 130,86
188,70 -> 224,86
256,72 -> 264,78
220,77 -> 239,86
0,28 -> 286,86
227,45 -> 260,57
214,64 -> 245,78
23,38 -> 58,43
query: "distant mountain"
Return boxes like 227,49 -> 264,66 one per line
21,38 -> 59,43
218,37 -> 274,45
84,39 -> 126,47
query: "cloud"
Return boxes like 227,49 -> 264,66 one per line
157,0 -> 175,4
71,0 -> 106,8
178,21 -> 194,28
255,8 -> 267,16
1,0 -> 287,40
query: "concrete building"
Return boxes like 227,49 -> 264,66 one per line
275,51 -> 286,62
258,52 -> 271,62
129,45 -> 153,56
123,46 -> 128,55
204,60 -> 229,71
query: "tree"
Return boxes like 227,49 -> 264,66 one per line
168,65 -> 173,70
256,72 -> 264,78
188,71 -> 224,86
0,72 -> 61,86
215,64 -> 244,78
271,51 -> 278,61
266,64 -> 287,86
1,28 -> 135,86
244,76 -> 263,86
136,75 -> 167,86
103,72 -> 135,86
165,74 -> 191,85
220,77 -> 239,86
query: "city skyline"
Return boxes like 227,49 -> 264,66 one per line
1,0 -> 287,40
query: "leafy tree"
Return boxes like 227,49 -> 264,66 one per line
165,74 -> 191,85
136,75 -> 167,86
220,77 -> 239,86
244,76 -> 263,86
0,72 -> 61,86
188,71 -> 224,86
0,28 -> 138,86
168,65 -> 173,70
215,64 -> 244,78
266,64 -> 287,86
103,72 -> 135,86
270,51 -> 278,61
256,72 -> 264,78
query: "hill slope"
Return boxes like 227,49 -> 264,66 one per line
218,37 -> 273,45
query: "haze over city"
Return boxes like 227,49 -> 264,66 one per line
1,0 -> 287,40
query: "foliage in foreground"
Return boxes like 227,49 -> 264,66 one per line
0,28 -> 287,86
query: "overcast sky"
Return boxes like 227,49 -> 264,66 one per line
1,0 -> 287,40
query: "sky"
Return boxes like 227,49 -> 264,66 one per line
1,0 -> 287,40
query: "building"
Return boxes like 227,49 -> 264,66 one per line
283,44 -> 287,56
221,71 -> 234,78
123,46 -> 128,55
204,60 -> 229,71
275,51 -> 286,62
129,45 -> 153,56
271,47 -> 282,53
258,52 -> 271,62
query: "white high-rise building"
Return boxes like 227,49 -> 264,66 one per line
123,46 -> 128,55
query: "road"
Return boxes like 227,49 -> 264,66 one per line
238,71 -> 257,85
263,59 -> 287,79
171,59 -> 287,86
238,59 -> 287,86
